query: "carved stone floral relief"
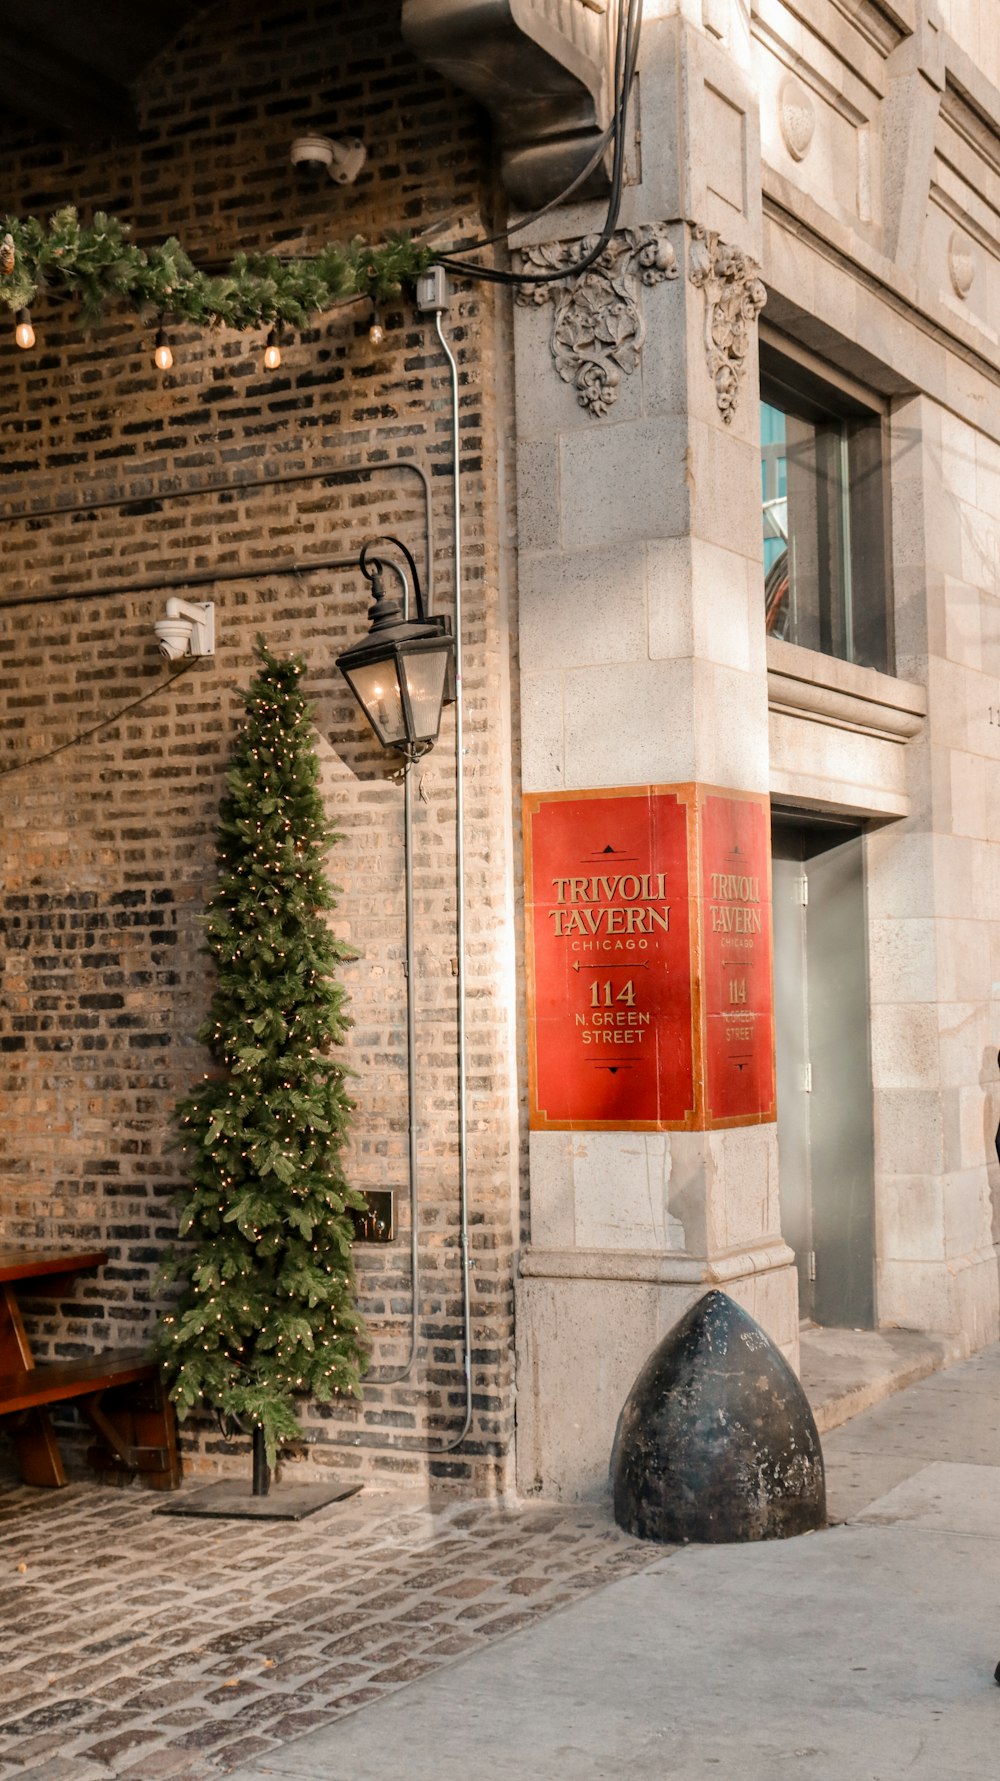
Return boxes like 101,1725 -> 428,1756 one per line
516,225 -> 678,418
688,225 -> 767,424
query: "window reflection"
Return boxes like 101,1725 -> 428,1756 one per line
759,354 -> 890,674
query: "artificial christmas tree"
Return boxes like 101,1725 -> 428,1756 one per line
156,642 -> 367,1512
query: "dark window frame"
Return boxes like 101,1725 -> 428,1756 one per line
759,330 -> 894,676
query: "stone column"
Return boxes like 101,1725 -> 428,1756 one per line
513,8 -> 798,1499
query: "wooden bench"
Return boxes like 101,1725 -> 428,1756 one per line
0,1349 -> 181,1490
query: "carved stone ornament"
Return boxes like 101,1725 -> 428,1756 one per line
688,225 -> 767,424
516,225 -> 679,419
778,76 -> 815,162
948,230 -> 976,300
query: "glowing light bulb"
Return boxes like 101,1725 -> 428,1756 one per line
14,309 -> 34,350
154,327 -> 173,371
369,308 -> 385,347
264,327 -> 281,370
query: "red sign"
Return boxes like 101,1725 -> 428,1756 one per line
524,785 -> 775,1131
698,789 -> 775,1126
524,787 -> 698,1131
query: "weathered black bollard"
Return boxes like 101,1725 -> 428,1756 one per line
611,1290 -> 826,1544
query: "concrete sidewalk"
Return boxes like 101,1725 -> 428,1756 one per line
228,1343 -> 1000,1781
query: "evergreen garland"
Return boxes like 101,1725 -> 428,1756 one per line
156,643 -> 368,1464
0,204 -> 432,331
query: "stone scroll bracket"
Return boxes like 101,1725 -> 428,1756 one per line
402,0 -> 619,210
688,224 -> 767,425
515,225 -> 679,419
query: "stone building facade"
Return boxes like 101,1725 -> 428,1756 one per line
1,0 -> 1000,1504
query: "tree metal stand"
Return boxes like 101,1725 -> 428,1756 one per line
158,1424 -> 362,1522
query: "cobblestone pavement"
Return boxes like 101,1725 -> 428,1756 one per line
0,1478 -> 660,1780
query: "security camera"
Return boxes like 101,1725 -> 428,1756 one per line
154,598 -> 216,660
290,134 -> 366,186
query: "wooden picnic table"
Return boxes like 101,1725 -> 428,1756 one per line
0,1246 -> 180,1489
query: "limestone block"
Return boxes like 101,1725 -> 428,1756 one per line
936,1000 -> 993,1092
945,1081 -> 994,1180
569,1130 -> 686,1253
527,1130 -> 576,1249
656,1130 -> 711,1258
925,658 -> 973,754
869,1000 -> 941,1089
516,441 -> 561,554
637,249 -> 691,420
562,656 -> 696,786
978,594 -> 1000,681
932,832 -> 991,921
559,416 -> 690,552
520,670 -> 565,792
690,537 -> 755,671
952,1251 -> 1000,1350
942,1166 -> 993,1261
685,416 -> 762,557
694,661 -> 770,790
514,1274 -> 684,1500
864,826 -> 936,921
702,1121 -> 779,1255
647,535 -> 759,674
960,504 -> 1000,595
943,575 -> 983,671
867,917 -> 938,1006
646,537 -> 696,661
768,711 -> 909,812
875,1086 -> 944,1176
513,293 -> 646,439
948,751 -> 988,840
876,1256 -> 957,1333
876,1171 -> 946,1264
936,916 -> 990,1003
938,408 -> 979,507
519,544 -> 649,674
976,433 -> 1000,520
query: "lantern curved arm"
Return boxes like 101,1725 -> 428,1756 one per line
359,534 -> 428,621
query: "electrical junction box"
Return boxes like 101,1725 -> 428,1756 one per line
416,266 -> 450,312
351,1190 -> 395,1243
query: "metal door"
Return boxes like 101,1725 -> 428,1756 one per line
771,820 -> 876,1327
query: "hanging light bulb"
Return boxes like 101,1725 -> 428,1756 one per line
14,308 -> 34,350
154,325 -> 173,371
368,304 -> 385,348
263,326 -> 282,371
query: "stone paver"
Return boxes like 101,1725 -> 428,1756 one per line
0,1478 -> 659,1777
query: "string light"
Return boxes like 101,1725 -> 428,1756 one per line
263,327 -> 282,371
368,303 -> 385,348
14,308 -> 34,349
154,325 -> 174,371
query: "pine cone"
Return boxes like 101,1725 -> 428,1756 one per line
0,234 -> 14,277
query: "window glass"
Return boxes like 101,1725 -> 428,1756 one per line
759,353 -> 890,674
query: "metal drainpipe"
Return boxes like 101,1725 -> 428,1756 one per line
324,308 -> 473,1451
432,303 -> 473,1452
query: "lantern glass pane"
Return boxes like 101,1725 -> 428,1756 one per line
401,645 -> 450,742
343,658 -> 406,747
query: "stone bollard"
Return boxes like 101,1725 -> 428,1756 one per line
611,1290 -> 826,1544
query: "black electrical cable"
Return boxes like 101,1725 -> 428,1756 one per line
0,655 -> 200,779
434,0 -> 642,290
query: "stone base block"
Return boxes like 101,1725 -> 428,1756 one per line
515,1249 -> 799,1501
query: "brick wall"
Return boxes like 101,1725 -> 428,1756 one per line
0,0 -> 520,1492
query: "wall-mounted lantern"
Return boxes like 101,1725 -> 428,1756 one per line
336,537 -> 453,758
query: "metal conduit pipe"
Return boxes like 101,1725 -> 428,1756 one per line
325,310 -> 474,1452
428,304 -> 474,1453
0,457 -> 434,611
